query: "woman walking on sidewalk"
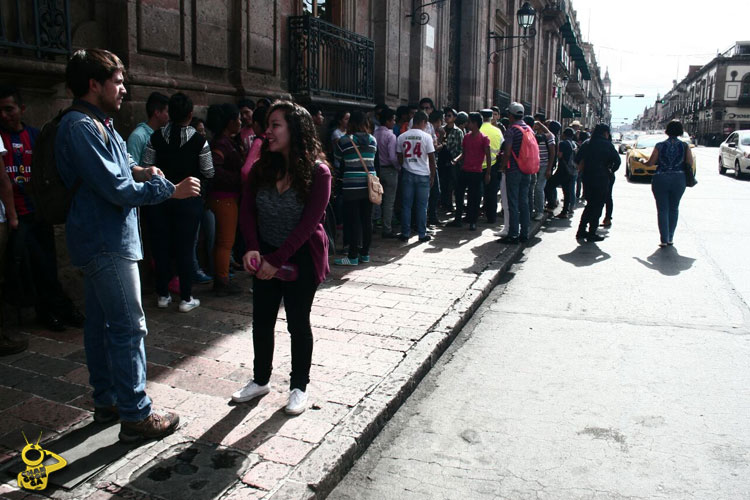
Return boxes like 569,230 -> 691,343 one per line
643,120 -> 692,247
234,101 -> 331,415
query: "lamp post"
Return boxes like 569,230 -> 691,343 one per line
488,1 -> 537,64
558,74 -> 569,123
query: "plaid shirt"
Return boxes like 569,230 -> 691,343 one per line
444,125 -> 464,160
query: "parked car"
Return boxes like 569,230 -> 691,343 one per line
718,130 -> 750,179
625,134 -> 695,181
619,134 -> 636,154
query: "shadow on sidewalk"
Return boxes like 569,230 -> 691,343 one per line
633,246 -> 695,276
123,402 -> 282,500
558,243 -> 611,267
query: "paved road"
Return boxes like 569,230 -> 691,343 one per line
330,147 -> 750,500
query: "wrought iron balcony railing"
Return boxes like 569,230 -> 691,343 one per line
288,15 -> 374,102
0,0 -> 72,58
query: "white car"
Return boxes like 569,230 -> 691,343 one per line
719,131 -> 750,179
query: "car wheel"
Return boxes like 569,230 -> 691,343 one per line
736,160 -> 743,179
626,165 -> 633,182
719,156 -> 726,175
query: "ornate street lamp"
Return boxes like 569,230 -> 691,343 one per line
516,2 -> 536,30
488,2 -> 537,64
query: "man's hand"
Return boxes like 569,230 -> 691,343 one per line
484,172 -> 491,185
429,174 -> 435,187
132,166 -> 164,182
243,250 -> 261,275
7,214 -> 18,230
545,168 -> 552,179
172,177 -> 201,199
256,260 -> 278,280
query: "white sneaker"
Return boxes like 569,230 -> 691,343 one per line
285,388 -> 308,415
157,295 -> 172,308
178,297 -> 200,313
231,380 -> 270,403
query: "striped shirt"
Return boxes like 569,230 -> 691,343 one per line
333,133 -> 377,200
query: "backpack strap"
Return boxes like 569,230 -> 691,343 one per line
66,105 -> 110,146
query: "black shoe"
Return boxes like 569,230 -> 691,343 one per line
519,236 -> 528,243
586,233 -> 605,242
64,308 -> 85,328
497,236 -> 519,244
469,223 -> 477,231
575,232 -> 587,239
382,232 -> 397,239
446,219 -> 462,228
427,219 -> 439,226
40,312 -> 66,332
418,234 -> 432,242
397,234 -> 410,242
94,405 -> 120,424
556,211 -> 569,219
213,279 -> 243,297
0,335 -> 28,356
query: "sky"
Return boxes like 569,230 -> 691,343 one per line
570,0 -> 750,129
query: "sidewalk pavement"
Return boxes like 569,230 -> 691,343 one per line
0,215 -> 546,500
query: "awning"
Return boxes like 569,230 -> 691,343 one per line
561,105 -> 582,119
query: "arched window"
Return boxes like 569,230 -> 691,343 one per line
741,73 -> 750,98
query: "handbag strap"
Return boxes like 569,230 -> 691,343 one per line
349,135 -> 371,176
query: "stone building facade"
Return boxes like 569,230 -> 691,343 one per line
639,41 -> 750,145
0,0 -> 607,135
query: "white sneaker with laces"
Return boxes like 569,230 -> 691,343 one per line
157,295 -> 172,308
178,297 -> 200,313
285,388 -> 308,415
231,381 -> 270,403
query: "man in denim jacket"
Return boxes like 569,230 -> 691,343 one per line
55,49 -> 200,442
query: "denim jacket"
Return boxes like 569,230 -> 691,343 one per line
55,100 -> 175,266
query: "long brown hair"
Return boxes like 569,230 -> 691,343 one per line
249,100 -> 325,200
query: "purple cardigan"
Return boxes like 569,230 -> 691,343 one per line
239,162 -> 331,284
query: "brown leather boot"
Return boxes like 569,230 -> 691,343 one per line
118,411 -> 179,443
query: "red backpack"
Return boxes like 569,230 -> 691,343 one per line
510,124 -> 540,175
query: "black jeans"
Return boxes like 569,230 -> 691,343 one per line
454,170 -> 483,224
6,214 -> 69,316
482,163 -> 500,223
343,196 -> 372,259
578,181 -> 607,235
252,242 -> 318,391
605,174 -> 615,220
438,156 -> 454,210
146,197 -> 203,301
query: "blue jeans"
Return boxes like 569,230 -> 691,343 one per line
506,169 -> 531,238
651,173 -> 686,243
401,169 -> 430,238
82,253 -> 151,422
565,172 -> 578,212
534,165 -> 548,215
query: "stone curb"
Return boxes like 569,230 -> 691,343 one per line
269,219 -> 546,499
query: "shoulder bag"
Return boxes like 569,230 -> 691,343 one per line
349,135 -> 383,205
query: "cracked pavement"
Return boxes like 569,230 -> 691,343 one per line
330,148 -> 750,500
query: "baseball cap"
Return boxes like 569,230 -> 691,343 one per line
509,102 -> 524,117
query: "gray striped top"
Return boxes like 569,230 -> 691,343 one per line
256,186 -> 305,247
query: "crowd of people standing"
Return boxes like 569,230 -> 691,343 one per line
0,47 -> 693,443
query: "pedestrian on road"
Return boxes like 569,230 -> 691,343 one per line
235,100 -> 331,416
332,110 -> 377,266
396,111 -> 436,242
56,48 -> 201,441
141,92 -> 214,313
574,124 -> 620,242
643,120 -> 693,247
480,109 -> 503,224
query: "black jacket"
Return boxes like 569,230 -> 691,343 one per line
576,136 -> 620,185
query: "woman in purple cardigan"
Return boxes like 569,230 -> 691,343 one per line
234,100 -> 331,415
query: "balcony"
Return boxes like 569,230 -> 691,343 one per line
288,15 -> 374,103
0,0 -> 72,58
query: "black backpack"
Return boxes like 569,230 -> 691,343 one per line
30,105 -> 109,225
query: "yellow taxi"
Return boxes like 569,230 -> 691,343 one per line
625,134 -> 695,181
